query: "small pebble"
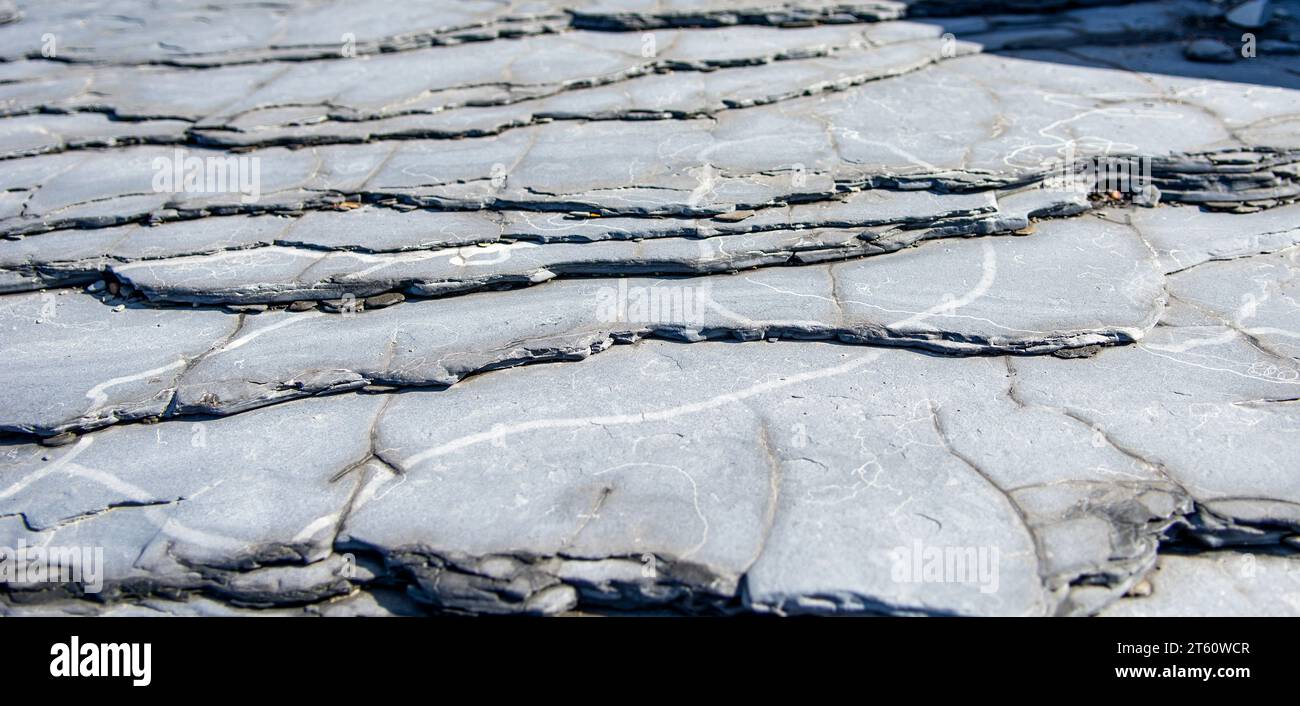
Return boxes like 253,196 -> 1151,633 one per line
322,299 -> 361,313
40,431 -> 77,447
1184,38 -> 1237,63
1226,0 -> 1273,30
713,210 -> 755,223
364,292 -> 405,309
1133,184 -> 1162,208
1052,345 -> 1103,359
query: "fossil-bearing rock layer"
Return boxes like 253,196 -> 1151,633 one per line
1,0 -> 1297,617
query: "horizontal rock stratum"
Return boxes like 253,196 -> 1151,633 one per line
1,0 -> 1297,617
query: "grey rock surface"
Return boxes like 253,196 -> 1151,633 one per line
1099,553 -> 1300,617
2,0 -> 1297,616
0,214 -> 1165,432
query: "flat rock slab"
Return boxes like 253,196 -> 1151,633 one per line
1099,554 -> 1300,617
3,331 -> 1294,615
102,189 -> 1078,305
2,0 -> 1298,617
0,290 -> 238,435
0,213 -> 1166,433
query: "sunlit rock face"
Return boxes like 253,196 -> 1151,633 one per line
1,0 -> 1297,617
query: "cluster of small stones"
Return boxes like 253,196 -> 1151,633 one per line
1,0 -> 1298,616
